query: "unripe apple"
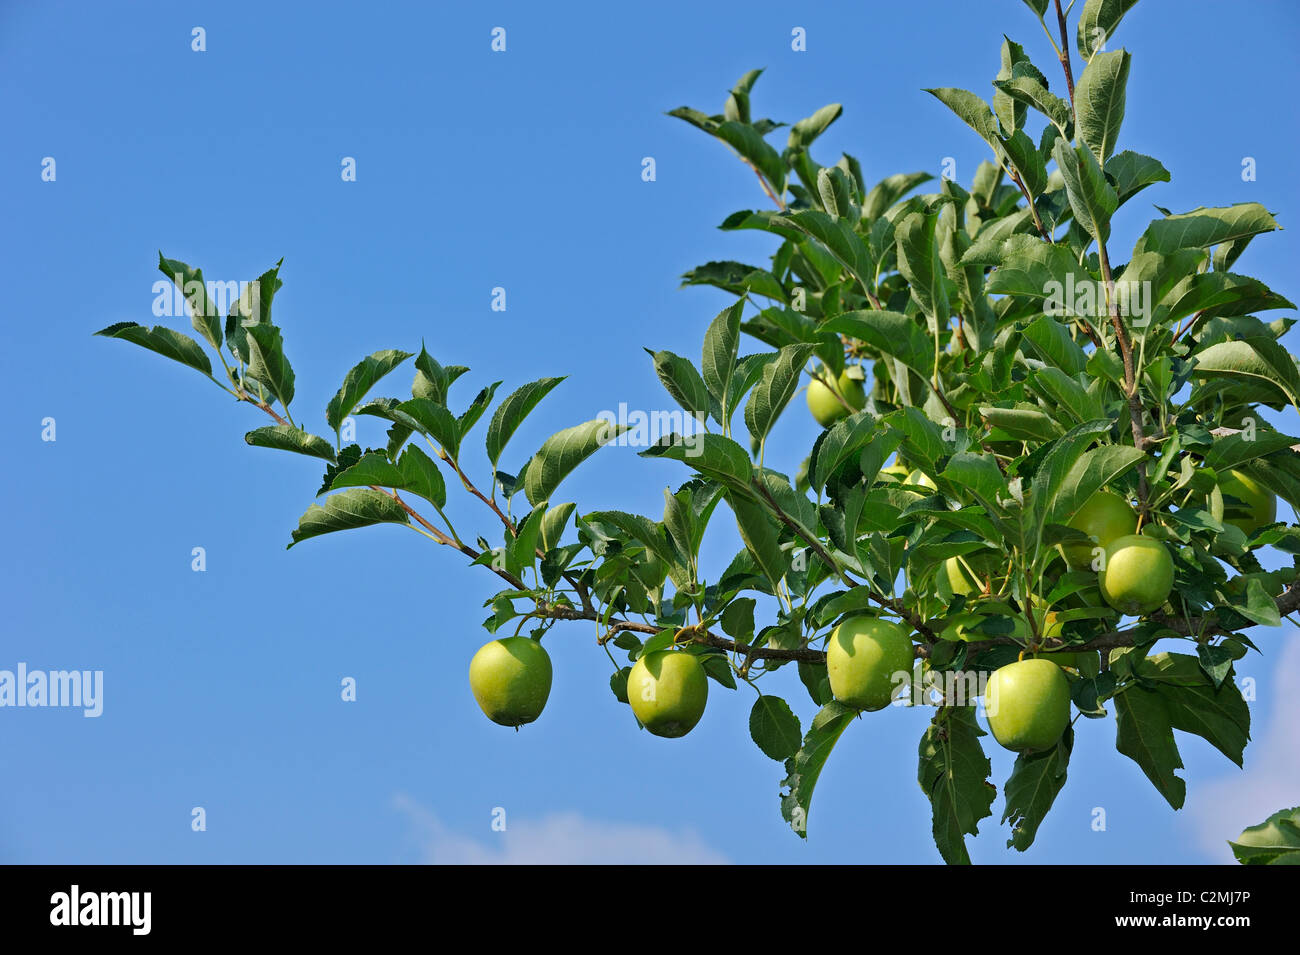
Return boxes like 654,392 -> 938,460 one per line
806,367 -> 866,428
826,616 -> 915,711
627,650 -> 708,738
1216,469 -> 1277,536
985,658 -> 1071,753
468,637 -> 553,727
943,551 -> 1000,596
1100,534 -> 1174,615
1064,489 -> 1136,569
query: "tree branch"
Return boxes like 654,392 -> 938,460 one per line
1097,242 -> 1152,515
743,158 -> 787,211
1053,0 -> 1077,121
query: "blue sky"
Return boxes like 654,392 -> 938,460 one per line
2,0 -> 1298,864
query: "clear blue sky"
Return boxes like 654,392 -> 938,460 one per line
3,0 -> 1298,864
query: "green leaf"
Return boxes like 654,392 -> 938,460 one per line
1029,367 -> 1104,424
609,667 -> 631,703
288,487 -> 409,548
641,433 -> 753,490
943,452 -> 1009,507
917,707 -> 996,866
410,347 -> 467,405
485,376 -> 566,470
981,405 -> 1061,442
745,343 -> 815,445
773,210 -> 876,295
725,68 -> 763,123
1161,679 -> 1251,768
157,253 -> 222,351
823,311 -> 932,379
702,301 -> 744,423
1155,271 -> 1294,329
680,260 -> 767,295
94,322 -> 213,378
1053,138 -> 1117,243
1193,338 -> 1300,410
1021,315 -> 1090,375
728,353 -> 779,429
325,349 -> 414,433
788,103 -> 842,150
750,695 -> 803,761
729,493 -> 788,591
1048,443 -> 1146,524
1002,129 -> 1048,196
924,88 -> 1005,163
1105,150 -> 1170,204
808,411 -> 878,494
1002,734 -> 1071,851
1229,806 -> 1300,865
328,446 -> 446,510
666,106 -> 720,136
538,501 -> 576,553
716,120 -> 786,193
1073,49 -> 1130,164
511,504 -> 548,570
524,419 -> 629,508
983,236 -> 1097,315
780,702 -> 856,838
1135,203 -> 1281,255
1077,0 -> 1140,60
585,509 -> 687,587
700,653 -> 737,689
244,425 -> 336,462
245,324 -> 296,409
394,444 -> 448,511
817,166 -> 857,221
896,211 -> 951,325
456,382 -> 501,440
863,171 -> 934,221
992,38 -> 1035,136
648,349 -> 711,421
1114,685 -> 1185,809
394,397 -> 461,457
993,75 -> 1071,135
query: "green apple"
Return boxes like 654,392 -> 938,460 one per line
1217,469 -> 1277,536
944,556 -> 980,596
1100,534 -> 1174,615
943,551 -> 1001,596
985,658 -> 1071,753
627,650 -> 708,738
468,637 -> 553,727
806,367 -> 867,428
1025,595 -> 1063,641
826,616 -> 915,711
1064,489 -> 1136,569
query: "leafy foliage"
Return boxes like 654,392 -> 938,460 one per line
100,0 -> 1299,864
